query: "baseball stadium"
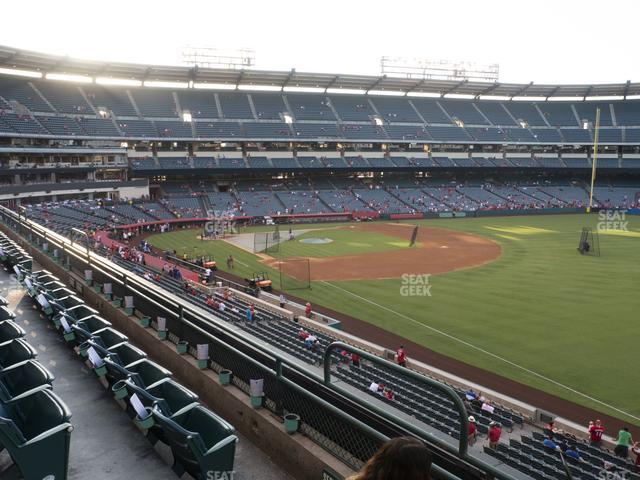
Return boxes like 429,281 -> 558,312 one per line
0,3 -> 639,479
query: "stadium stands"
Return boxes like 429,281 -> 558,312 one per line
3,75 -> 640,146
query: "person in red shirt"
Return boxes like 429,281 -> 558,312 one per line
351,352 -> 361,367
384,387 -> 394,401
589,419 -> 605,447
396,345 -> 407,367
488,422 -> 502,449
305,302 -> 312,318
632,442 -> 640,471
468,416 -> 477,446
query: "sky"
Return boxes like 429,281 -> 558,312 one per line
1,0 -> 639,85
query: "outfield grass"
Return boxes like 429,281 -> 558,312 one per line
147,214 -> 640,424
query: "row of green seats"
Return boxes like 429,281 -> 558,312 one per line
0,238 -> 73,480
25,267 -> 238,480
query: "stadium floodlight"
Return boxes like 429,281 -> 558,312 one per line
46,73 -> 92,83
182,46 -> 254,70
367,90 -> 405,96
0,67 -> 42,78
238,84 -> 281,92
144,80 -> 188,89
96,77 -> 142,87
193,82 -> 236,90
381,56 -> 499,82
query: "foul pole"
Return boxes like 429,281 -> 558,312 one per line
586,107 -> 601,213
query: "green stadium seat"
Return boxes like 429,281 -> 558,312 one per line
0,339 -> 38,371
127,378 -> 199,417
0,389 -> 72,480
117,359 -> 172,390
0,321 -> 25,343
70,315 -> 112,344
100,342 -> 147,368
152,405 -> 237,478
0,359 -> 54,401
60,303 -> 99,321
87,327 -> 129,352
0,306 -> 17,321
45,287 -> 76,301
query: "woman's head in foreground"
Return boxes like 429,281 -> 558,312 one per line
349,436 -> 432,480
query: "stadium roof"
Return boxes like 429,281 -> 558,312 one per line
2,44 -> 640,99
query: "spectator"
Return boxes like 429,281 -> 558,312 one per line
346,436 -> 432,480
468,416 -> 477,446
305,302 -> 312,318
369,382 -> 379,393
226,255 -> 234,269
304,334 -> 317,349
298,328 -> 309,340
589,419 -> 605,447
351,352 -> 361,367
631,442 -> 640,472
279,293 -> 286,309
488,422 -> 502,449
218,301 -> 226,312
543,435 -> 558,451
246,304 -> 255,323
614,427 -> 634,458
564,445 -> 582,461
396,345 -> 407,367
384,387 -> 394,401
340,349 -> 350,365
543,421 -> 557,437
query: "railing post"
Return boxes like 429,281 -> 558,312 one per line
274,358 -> 284,416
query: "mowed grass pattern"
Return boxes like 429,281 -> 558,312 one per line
147,214 -> 640,424
278,227 -> 415,258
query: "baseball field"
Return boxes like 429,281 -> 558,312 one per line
146,213 -> 640,425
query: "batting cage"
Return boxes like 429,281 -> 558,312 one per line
577,227 -> 600,256
254,226 -> 281,254
277,258 -> 311,291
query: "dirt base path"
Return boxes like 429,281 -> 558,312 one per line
264,223 -> 501,281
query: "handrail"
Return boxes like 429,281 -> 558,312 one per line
323,342 -> 519,480
324,342 -> 469,454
